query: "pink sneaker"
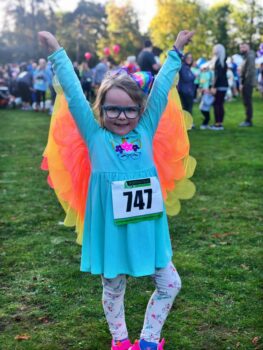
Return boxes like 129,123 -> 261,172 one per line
111,339 -> 132,350
128,338 -> 165,350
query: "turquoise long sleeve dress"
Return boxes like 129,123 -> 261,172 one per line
49,48 -> 181,278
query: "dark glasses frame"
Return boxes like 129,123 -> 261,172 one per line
102,105 -> 141,119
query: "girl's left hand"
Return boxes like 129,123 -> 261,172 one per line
174,31 -> 195,51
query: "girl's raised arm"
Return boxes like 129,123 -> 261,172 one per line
38,31 -> 99,143
140,31 -> 194,137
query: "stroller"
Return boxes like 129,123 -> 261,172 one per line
0,79 -> 10,108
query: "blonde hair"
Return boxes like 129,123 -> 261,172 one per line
93,72 -> 146,126
213,44 -> 226,67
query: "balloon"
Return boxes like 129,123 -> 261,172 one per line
103,47 -> 111,56
113,44 -> 120,54
84,52 -> 92,60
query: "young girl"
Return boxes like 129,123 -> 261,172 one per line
39,30 -> 194,350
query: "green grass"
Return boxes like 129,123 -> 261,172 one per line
0,94 -> 262,350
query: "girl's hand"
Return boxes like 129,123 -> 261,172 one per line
38,31 -> 61,54
174,31 -> 195,51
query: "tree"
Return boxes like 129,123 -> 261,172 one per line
208,1 -> 232,51
149,0 -> 213,59
97,1 -> 143,64
230,0 -> 263,50
56,0 -> 107,63
1,0 -> 58,62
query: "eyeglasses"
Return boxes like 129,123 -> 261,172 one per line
102,105 -> 140,119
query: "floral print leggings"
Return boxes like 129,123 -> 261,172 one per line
101,261 -> 181,343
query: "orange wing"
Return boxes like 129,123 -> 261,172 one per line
153,85 -> 196,215
41,92 -> 91,245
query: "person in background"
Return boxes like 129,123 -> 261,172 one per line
230,57 -> 239,96
199,64 -> 214,94
93,57 -> 109,90
226,65 -> 235,101
30,61 -> 38,106
124,56 -> 140,74
210,44 -> 228,130
46,61 -> 56,115
258,62 -> 263,98
199,87 -> 214,129
33,58 -> 50,111
80,61 -> 94,100
239,43 -> 256,127
73,61 -> 81,80
191,61 -> 200,101
16,63 -> 33,110
178,53 -> 195,115
137,39 -> 161,76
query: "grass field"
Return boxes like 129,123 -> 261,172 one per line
0,94 -> 262,350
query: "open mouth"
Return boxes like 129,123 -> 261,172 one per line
114,123 -> 129,127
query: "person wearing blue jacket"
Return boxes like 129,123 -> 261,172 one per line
178,53 -> 195,114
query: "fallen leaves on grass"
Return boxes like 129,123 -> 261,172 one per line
212,232 -> 238,239
252,336 -> 261,345
15,334 -> 31,341
38,316 -> 50,324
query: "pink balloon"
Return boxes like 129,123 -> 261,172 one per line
84,52 -> 92,60
103,47 -> 111,56
113,44 -> 120,54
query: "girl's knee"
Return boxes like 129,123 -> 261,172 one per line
101,275 -> 126,295
166,269 -> 181,298
174,272 -> 182,293
155,265 -> 182,298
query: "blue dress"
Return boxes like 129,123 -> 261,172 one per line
49,48 -> 181,278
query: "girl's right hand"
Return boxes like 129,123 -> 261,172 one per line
38,31 -> 61,54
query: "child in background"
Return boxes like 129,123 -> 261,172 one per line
39,29 -> 194,350
258,62 -> 263,98
226,65 -> 235,101
199,64 -> 214,129
199,88 -> 214,129
191,61 -> 200,101
124,56 -> 140,74
199,64 -> 213,92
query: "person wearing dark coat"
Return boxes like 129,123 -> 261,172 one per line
17,63 -> 33,109
210,44 -> 228,130
178,53 -> 195,114
137,39 -> 161,76
239,43 -> 256,127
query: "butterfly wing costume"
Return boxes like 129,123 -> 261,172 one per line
41,49 -> 196,280
41,81 -> 196,247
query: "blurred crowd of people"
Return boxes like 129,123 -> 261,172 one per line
0,40 -> 262,129
178,43 -> 263,129
0,54 -> 141,114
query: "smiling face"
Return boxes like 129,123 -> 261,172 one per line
103,87 -> 140,136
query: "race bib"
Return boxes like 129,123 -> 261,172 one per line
111,177 -> 163,225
